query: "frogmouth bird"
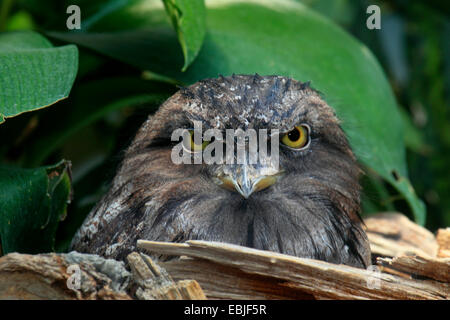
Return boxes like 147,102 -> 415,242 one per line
71,74 -> 371,268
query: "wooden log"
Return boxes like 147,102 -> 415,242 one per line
436,228 -> 450,258
138,240 -> 449,300
364,213 -> 438,258
163,257 -> 313,299
126,252 -> 206,300
0,252 -> 132,300
377,254 -> 450,283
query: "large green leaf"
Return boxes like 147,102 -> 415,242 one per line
162,0 -> 206,71
48,27 -> 182,77
47,0 -> 425,223
0,31 -> 78,124
0,160 -> 72,255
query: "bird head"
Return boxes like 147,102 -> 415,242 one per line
72,74 -> 371,268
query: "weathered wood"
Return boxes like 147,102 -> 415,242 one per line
127,252 -> 206,300
0,252 -> 132,300
163,257 -> 313,299
138,240 -> 448,300
364,213 -> 438,258
377,254 -> 450,283
436,228 -> 450,258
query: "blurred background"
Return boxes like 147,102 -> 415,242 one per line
0,0 -> 448,252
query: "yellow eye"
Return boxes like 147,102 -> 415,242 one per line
281,125 -> 309,149
185,130 -> 209,152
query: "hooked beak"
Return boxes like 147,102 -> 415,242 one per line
217,165 -> 283,198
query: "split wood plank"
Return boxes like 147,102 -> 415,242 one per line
138,240 -> 448,300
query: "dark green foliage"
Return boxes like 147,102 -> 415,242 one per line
0,160 -> 71,254
0,0 -> 447,255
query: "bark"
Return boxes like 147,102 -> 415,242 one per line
0,252 -> 131,300
138,239 -> 448,300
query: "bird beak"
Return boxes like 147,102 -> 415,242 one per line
217,165 -> 283,198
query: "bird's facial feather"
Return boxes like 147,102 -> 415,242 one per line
136,75 -> 366,263
135,74 -> 356,195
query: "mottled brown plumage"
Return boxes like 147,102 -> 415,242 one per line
71,74 -> 371,268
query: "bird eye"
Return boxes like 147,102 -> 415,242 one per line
185,130 -> 209,152
281,125 -> 310,149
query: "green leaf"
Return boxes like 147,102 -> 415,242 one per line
398,107 -> 429,155
5,10 -> 36,31
46,0 -> 425,223
0,31 -> 78,124
162,0 -> 206,71
48,28 -> 183,78
0,160 -> 72,255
